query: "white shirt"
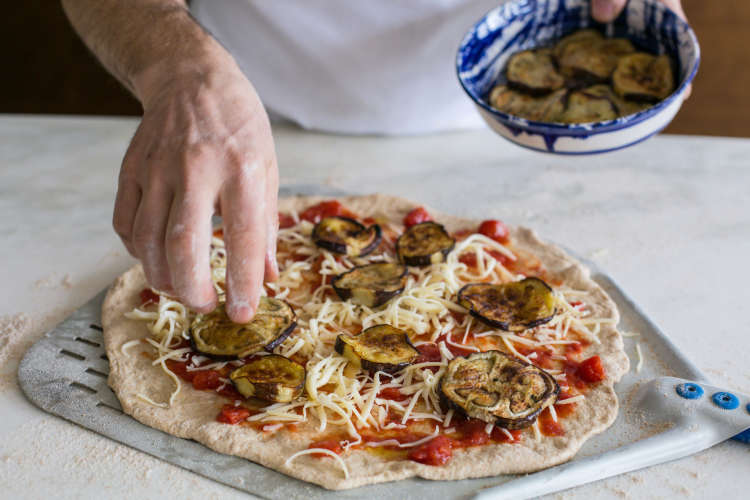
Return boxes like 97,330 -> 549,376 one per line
191,0 -> 501,135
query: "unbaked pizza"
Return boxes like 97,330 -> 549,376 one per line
102,194 -> 629,489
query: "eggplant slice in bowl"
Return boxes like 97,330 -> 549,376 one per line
506,48 -> 565,95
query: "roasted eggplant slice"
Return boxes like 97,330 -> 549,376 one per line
457,277 -> 557,331
553,29 -> 603,62
558,37 -> 635,83
613,53 -> 674,102
312,216 -> 381,257
506,48 -> 565,95
396,221 -> 455,266
190,298 -> 296,359
559,86 -> 618,123
489,85 -> 567,121
332,262 -> 407,308
229,354 -> 305,403
335,324 -> 419,373
439,350 -> 559,429
583,84 -> 652,116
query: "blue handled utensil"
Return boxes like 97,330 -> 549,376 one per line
473,377 -> 750,499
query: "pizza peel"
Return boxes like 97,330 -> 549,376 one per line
16,185 -> 750,499
474,376 -> 750,499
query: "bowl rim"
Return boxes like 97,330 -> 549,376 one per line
456,0 -> 701,136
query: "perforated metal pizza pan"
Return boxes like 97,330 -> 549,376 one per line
18,186 -> 710,500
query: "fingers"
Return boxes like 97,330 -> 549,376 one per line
591,0 -> 627,23
113,174 -> 141,258
683,83 -> 692,100
132,182 -> 174,293
221,161 -> 267,323
165,186 -> 218,313
264,158 -> 280,282
592,0 -> 686,23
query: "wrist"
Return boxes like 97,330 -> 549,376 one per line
131,41 -> 241,109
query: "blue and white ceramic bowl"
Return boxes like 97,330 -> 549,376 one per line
457,0 -> 700,154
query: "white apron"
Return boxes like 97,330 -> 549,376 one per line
191,0 -> 502,135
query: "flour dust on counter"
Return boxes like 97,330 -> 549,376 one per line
0,417 -> 248,500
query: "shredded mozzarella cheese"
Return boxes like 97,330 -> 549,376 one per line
121,216 -> 617,461
285,448 -> 349,479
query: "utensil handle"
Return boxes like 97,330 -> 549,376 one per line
473,427 -> 715,500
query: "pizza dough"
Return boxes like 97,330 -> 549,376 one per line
102,194 -> 629,490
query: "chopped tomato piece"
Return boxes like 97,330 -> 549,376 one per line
308,439 -> 343,457
478,219 -> 510,244
539,408 -> 565,436
213,227 -> 224,238
490,427 -> 522,443
578,355 -> 606,383
459,253 -> 478,267
554,401 -> 577,418
165,359 -> 196,383
299,200 -> 355,224
445,341 -> 475,358
378,387 -> 408,401
456,418 -> 490,447
216,404 -> 251,425
415,343 -> 442,364
139,288 -> 160,306
278,212 -> 296,229
407,435 -> 453,466
403,206 -> 432,228
192,370 -> 222,390
449,311 -> 466,323
217,384 -> 243,400
487,249 -> 513,267
566,341 -> 585,356
362,216 -> 377,225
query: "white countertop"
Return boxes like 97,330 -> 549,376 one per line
0,115 -> 748,499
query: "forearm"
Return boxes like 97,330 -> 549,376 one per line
61,0 -> 237,105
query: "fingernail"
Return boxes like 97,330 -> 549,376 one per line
228,302 -> 253,323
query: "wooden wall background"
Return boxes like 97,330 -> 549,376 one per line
4,1 -> 749,137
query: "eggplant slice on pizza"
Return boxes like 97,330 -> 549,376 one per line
335,324 -> 419,373
458,277 -> 557,331
312,216 -> 381,257
332,262 -> 408,308
190,297 -> 297,359
396,221 -> 455,266
439,350 -> 559,429
230,354 -> 306,403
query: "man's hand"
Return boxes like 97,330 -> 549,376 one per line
114,63 -> 279,322
591,0 -> 686,22
62,1 -> 279,323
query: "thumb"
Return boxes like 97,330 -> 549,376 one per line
591,0 -> 628,23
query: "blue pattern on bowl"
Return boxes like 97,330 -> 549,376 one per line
456,0 -> 700,154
